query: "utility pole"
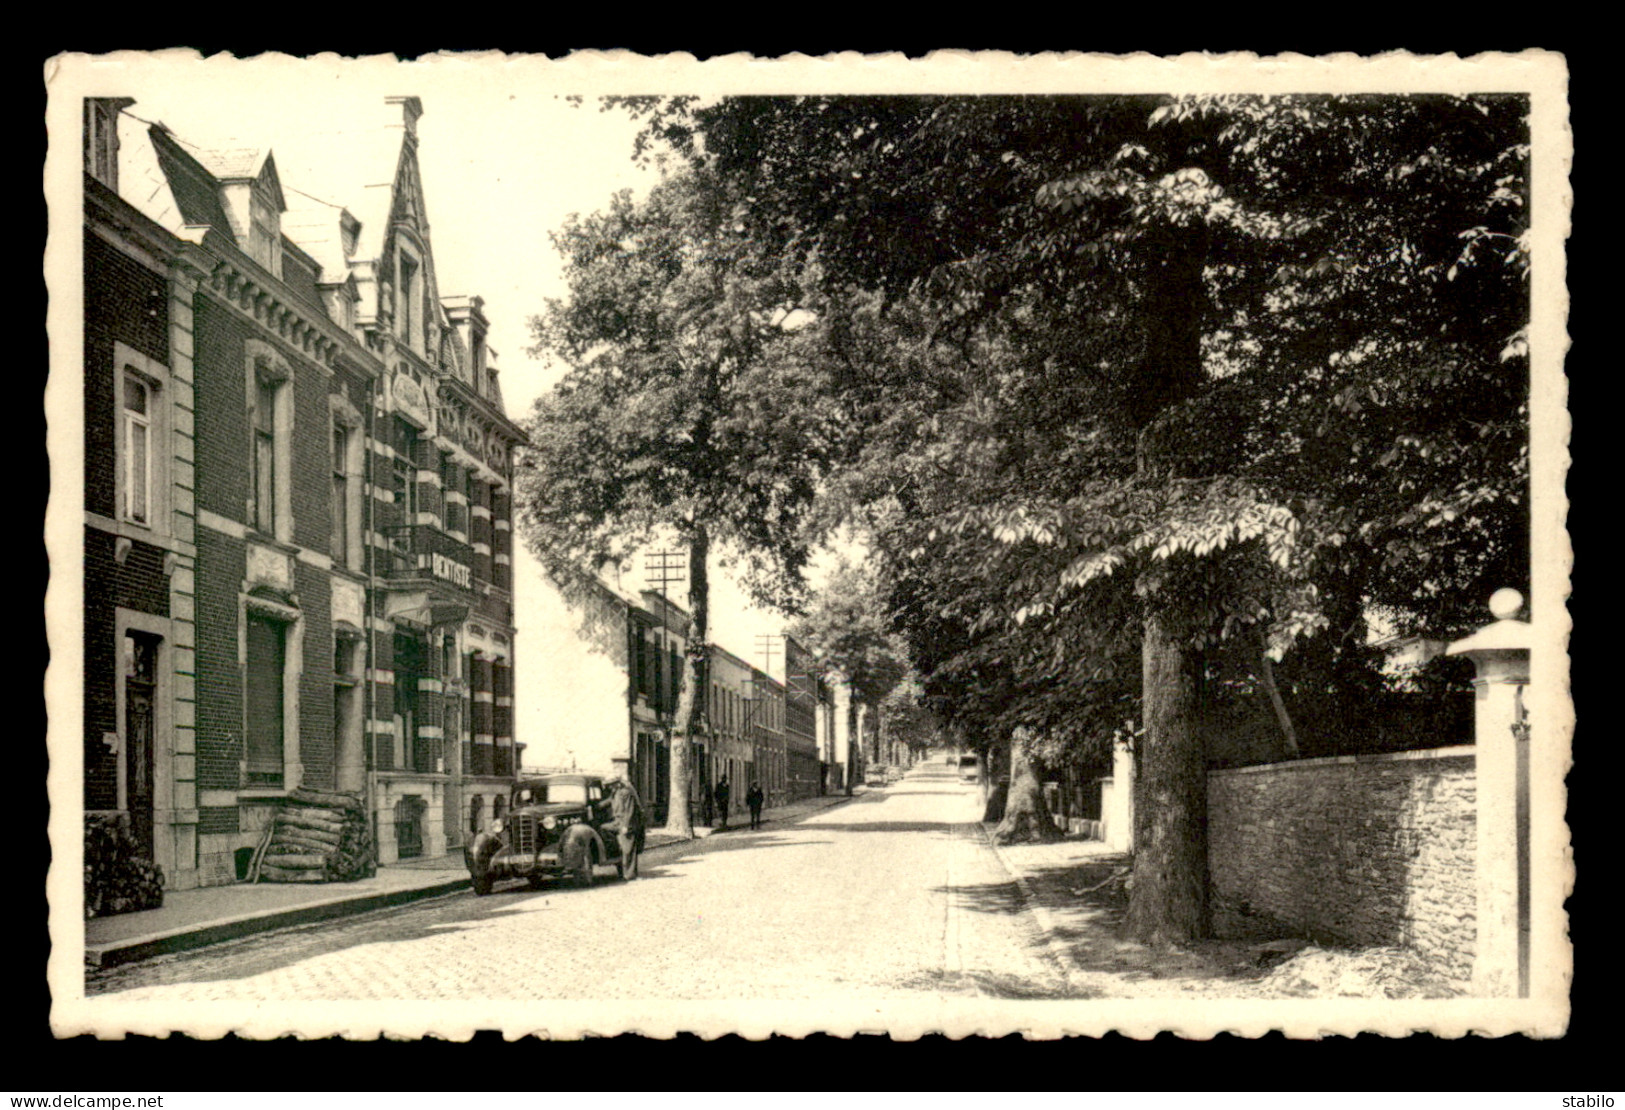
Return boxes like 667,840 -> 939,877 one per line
644,550 -> 687,821
755,633 -> 781,678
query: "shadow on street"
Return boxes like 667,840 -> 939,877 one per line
887,966 -> 1103,1001
945,851 -> 1278,989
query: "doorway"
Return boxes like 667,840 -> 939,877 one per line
122,631 -> 159,858
395,794 -> 426,859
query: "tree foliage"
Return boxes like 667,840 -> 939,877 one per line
608,93 -> 1531,939
518,168 -> 846,834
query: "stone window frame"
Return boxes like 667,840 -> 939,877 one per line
328,394 -> 365,573
244,340 -> 294,544
239,589 -> 304,797
114,342 -> 171,537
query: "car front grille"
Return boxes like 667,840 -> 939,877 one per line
511,813 -> 541,855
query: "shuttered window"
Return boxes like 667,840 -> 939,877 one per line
245,614 -> 286,786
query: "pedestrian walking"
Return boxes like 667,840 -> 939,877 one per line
746,781 -> 764,830
606,776 -> 645,881
714,776 -> 731,830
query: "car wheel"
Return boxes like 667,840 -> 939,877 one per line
575,843 -> 597,888
470,863 -> 493,896
526,873 -> 548,890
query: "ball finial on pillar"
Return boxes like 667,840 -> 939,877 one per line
1489,588 -> 1525,621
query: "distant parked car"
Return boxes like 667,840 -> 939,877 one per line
958,755 -> 980,783
465,774 -> 635,895
884,766 -> 903,783
864,766 -> 888,786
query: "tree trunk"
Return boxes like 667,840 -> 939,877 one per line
660,525 -> 710,838
993,738 -> 1063,844
845,700 -> 858,796
979,743 -> 1005,823
1126,609 -> 1210,945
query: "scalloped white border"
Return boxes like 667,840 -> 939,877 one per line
44,48 -> 1572,1041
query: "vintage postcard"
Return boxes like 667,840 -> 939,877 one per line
45,49 -> 1572,1040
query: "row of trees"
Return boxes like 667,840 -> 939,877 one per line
516,93 -> 1531,942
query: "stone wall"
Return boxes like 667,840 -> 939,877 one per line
1207,746 -> 1476,982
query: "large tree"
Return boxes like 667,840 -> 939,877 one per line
518,168 -> 842,836
628,93 -> 1530,942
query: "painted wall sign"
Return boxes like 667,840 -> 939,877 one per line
431,551 -> 472,589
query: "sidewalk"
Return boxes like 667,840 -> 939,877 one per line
83,791 -> 856,969
84,855 -> 471,969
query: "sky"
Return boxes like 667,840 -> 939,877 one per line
77,53 -> 798,664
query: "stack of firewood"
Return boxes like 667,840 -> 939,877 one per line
84,813 -> 164,917
252,788 -> 375,883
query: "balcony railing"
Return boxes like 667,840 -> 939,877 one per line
386,525 -> 475,587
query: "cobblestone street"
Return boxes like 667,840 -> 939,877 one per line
86,769 -> 1081,1002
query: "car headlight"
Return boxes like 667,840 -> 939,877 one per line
491,819 -> 503,835
542,815 -> 558,830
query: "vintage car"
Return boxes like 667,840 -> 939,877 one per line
465,774 -> 636,895
958,754 -> 980,783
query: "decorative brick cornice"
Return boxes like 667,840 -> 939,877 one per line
204,256 -> 374,376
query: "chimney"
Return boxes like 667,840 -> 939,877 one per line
83,97 -> 135,191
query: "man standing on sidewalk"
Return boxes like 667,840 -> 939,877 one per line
606,777 -> 645,880
714,776 -> 731,830
746,782 -> 764,830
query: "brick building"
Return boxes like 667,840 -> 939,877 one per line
779,635 -> 822,802
706,646 -> 787,811
82,95 -> 523,887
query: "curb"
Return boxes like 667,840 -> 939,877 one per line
88,794 -> 859,970
85,876 -> 470,969
978,824 -> 1091,990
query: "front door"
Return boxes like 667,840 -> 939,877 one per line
123,632 -> 158,858
395,795 -> 424,859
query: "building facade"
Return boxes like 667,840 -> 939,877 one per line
632,590 -> 689,824
82,95 -> 522,888
780,635 -> 822,802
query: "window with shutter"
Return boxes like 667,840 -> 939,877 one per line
245,615 -> 286,786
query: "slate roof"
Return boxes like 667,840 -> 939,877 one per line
190,146 -> 270,182
280,188 -> 354,284
107,99 -> 490,372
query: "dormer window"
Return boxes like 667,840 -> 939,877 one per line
249,191 -> 282,272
